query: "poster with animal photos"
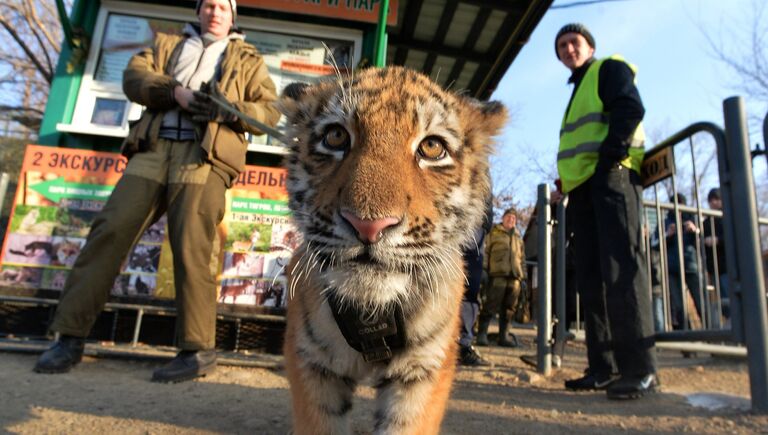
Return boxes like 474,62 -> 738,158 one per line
0,145 -> 298,309
217,166 -> 298,308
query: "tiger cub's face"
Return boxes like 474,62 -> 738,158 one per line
280,67 -> 507,310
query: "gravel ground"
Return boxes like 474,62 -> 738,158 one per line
1,327 -> 766,434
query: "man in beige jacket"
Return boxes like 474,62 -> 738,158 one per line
477,208 -> 527,347
34,0 -> 280,383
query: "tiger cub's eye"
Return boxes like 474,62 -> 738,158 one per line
323,125 -> 350,150
417,136 -> 447,160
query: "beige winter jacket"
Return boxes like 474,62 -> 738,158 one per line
121,31 -> 280,184
484,224 -> 526,279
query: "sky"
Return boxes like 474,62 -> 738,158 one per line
490,0 -> 765,206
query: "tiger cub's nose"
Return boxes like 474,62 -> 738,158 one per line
340,210 -> 401,244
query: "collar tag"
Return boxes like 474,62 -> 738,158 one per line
360,338 -> 393,363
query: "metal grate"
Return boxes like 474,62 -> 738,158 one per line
0,299 -> 285,355
236,319 -> 284,354
0,304 -> 52,338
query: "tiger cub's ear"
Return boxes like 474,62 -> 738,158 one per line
278,82 -> 312,120
282,82 -> 311,102
460,97 -> 509,141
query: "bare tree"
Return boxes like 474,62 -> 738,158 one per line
704,0 -> 768,130
0,0 -> 69,138
703,0 -> 768,234
489,144 -> 554,231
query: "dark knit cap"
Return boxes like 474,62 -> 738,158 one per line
672,193 -> 687,205
555,23 -> 595,59
708,188 -> 721,201
196,0 -> 237,24
503,207 -> 517,218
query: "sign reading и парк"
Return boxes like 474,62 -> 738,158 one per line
239,0 -> 399,25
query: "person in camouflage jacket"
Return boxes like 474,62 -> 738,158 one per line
477,208 -> 527,347
34,0 -> 280,383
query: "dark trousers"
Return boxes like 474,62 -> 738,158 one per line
568,165 -> 656,377
459,237 -> 484,346
668,270 -> 703,329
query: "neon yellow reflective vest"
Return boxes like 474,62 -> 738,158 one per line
557,55 -> 645,193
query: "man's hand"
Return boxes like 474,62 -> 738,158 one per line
174,86 -> 195,111
666,223 -> 676,237
683,220 -> 698,233
550,189 -> 564,204
188,91 -> 238,123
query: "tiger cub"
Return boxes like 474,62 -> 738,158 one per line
280,66 -> 507,435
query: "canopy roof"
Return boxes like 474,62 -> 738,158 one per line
388,0 -> 553,100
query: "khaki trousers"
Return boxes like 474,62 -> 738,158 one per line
51,139 -> 227,350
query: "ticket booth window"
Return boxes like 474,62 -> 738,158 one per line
58,1 -> 362,154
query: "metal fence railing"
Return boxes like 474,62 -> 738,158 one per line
532,97 -> 768,413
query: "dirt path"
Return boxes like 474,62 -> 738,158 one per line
1,328 -> 766,434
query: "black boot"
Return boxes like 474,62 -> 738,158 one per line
497,315 -> 519,348
151,350 -> 217,383
34,335 -> 85,374
476,315 -> 491,346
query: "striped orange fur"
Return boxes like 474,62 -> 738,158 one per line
279,66 -> 507,435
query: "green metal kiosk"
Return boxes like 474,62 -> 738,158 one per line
0,0 -> 552,359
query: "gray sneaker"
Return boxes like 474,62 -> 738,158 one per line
606,374 -> 659,400
565,371 -> 618,391
459,345 -> 490,366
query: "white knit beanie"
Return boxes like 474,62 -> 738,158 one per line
195,0 -> 237,24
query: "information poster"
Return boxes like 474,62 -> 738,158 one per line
246,29 -> 354,95
93,13 -> 355,92
245,29 -> 355,146
84,12 -> 356,147
94,14 -> 185,85
217,167 -> 297,307
0,145 -> 297,309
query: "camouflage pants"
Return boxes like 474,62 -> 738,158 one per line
480,276 -> 522,321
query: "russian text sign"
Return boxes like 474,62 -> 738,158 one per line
0,145 -> 296,309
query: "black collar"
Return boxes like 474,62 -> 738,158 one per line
326,292 -> 406,363
568,57 -> 595,86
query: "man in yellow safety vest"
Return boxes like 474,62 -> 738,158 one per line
555,23 -> 657,400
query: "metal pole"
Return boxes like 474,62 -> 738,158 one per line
132,308 -> 144,347
689,136 -> 709,328
653,186 -> 672,332
373,0 -> 390,67
55,0 -> 75,48
723,96 -> 768,413
536,184 -> 552,375
670,170 -> 690,329
655,341 -> 746,358
553,196 -> 568,365
0,173 -> 10,215
763,111 -> 768,170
